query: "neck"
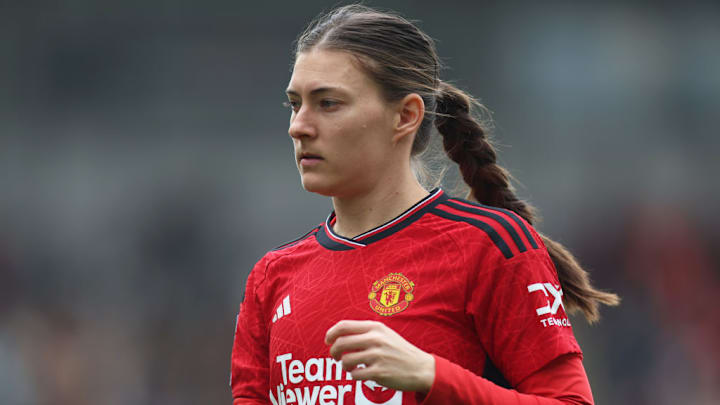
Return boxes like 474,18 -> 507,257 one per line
331,174 -> 429,239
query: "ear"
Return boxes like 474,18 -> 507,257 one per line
392,93 -> 425,144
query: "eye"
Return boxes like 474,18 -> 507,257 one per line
283,100 -> 300,112
320,99 -> 340,110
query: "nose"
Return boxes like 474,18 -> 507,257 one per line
288,107 -> 317,139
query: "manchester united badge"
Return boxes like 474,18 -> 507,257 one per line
368,273 -> 415,316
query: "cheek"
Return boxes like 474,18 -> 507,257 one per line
341,122 -> 384,154
351,106 -> 393,144
325,103 -> 394,164
342,129 -> 392,174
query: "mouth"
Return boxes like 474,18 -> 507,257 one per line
298,152 -> 324,163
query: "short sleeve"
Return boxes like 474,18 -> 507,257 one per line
468,246 -> 582,386
230,258 -> 271,403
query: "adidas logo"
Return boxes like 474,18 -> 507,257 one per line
272,295 -> 291,323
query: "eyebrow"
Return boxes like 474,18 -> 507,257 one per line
285,86 -> 345,97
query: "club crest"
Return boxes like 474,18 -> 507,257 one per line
368,273 -> 415,316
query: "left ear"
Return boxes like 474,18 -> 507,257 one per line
392,93 -> 425,144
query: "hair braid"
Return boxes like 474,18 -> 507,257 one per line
435,81 -> 619,322
435,82 -> 536,223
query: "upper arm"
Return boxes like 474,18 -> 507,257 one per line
468,247 -> 582,386
230,260 -> 271,402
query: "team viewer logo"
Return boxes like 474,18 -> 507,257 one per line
355,380 -> 402,404
368,273 -> 414,316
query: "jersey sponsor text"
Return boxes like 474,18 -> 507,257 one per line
272,353 -> 403,405
527,283 -> 571,328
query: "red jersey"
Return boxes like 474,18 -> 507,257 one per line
231,189 -> 583,405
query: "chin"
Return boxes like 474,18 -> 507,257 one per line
300,173 -> 368,199
300,174 -> 338,197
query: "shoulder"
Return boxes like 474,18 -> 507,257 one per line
271,224 -> 322,252
245,224 -> 322,287
426,196 -> 544,261
255,224 -> 323,267
428,197 -> 563,292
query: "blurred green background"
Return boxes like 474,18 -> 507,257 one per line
1,1 -> 718,404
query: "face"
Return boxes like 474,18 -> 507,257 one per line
285,49 -> 400,198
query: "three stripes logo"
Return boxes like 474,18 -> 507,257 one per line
272,295 -> 291,323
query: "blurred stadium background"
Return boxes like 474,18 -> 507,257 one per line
1,1 -> 718,404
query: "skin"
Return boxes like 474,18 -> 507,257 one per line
286,49 -> 429,238
285,49 -> 436,393
325,320 -> 436,393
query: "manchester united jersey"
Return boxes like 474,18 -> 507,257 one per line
230,189 -> 581,405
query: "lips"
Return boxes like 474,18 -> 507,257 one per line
298,152 -> 323,162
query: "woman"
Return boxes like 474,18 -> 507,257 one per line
231,5 -> 618,405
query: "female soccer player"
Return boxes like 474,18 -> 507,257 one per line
231,5 -> 618,405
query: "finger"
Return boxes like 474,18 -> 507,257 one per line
325,320 -> 380,345
350,363 -> 381,382
329,331 -> 382,360
340,348 -> 378,371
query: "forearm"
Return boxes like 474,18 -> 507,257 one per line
419,354 -> 593,405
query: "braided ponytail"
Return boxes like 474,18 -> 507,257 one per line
435,81 -> 619,322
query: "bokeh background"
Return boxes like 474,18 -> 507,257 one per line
1,1 -> 719,404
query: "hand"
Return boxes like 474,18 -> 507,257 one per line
325,320 -> 435,393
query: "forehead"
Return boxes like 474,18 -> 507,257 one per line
287,49 -> 377,95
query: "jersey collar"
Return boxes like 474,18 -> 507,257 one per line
316,188 -> 447,251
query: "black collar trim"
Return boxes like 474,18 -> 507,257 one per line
316,189 -> 447,251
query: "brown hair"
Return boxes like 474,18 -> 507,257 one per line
295,4 -> 619,322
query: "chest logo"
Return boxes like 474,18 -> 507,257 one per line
368,273 -> 415,316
